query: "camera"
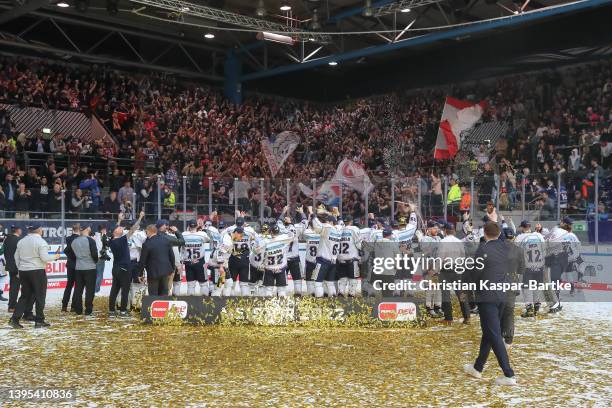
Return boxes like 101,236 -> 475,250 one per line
100,234 -> 112,261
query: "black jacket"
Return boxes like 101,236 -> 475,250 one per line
472,239 -> 521,303
138,234 -> 175,279
63,233 -> 79,269
2,234 -> 22,272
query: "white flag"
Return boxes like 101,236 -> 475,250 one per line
261,130 -> 300,177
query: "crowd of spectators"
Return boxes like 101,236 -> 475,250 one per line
0,55 -> 610,223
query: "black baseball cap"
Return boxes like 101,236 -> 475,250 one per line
235,217 -> 245,226
188,221 -> 197,228
520,220 -> 531,228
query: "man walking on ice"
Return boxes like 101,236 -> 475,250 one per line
463,222 -> 517,386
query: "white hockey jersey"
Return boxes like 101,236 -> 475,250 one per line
181,230 -> 210,262
302,228 -> 320,264
223,224 -> 257,257
337,225 -> 362,262
515,231 -> 546,271
546,226 -> 581,262
253,232 -> 294,272
128,230 -> 147,261
312,217 -> 342,263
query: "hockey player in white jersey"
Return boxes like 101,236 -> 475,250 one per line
248,224 -> 270,296
182,220 -> 211,296
252,223 -> 294,297
309,206 -> 342,298
515,220 -> 547,317
223,216 -> 257,296
127,221 -> 148,308
392,215 -> 418,295
545,217 -> 582,312
301,219 -> 321,296
336,215 -> 363,297
208,224 -> 235,297
417,220 -> 443,317
281,206 -> 308,296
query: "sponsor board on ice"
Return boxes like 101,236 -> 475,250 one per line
150,300 -> 189,319
378,302 -> 417,321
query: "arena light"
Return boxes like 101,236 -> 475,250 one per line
256,31 -> 294,45
310,10 -> 321,31
57,1 -> 70,7
255,0 -> 266,17
401,8 -> 411,13
204,33 -> 215,39
280,1 -> 291,11
42,128 -> 52,134
328,61 -> 338,66
181,6 -> 190,12
363,0 -> 373,17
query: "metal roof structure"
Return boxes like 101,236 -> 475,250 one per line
0,0 -> 610,100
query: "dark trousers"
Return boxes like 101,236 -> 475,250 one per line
62,265 -> 77,310
74,269 -> 97,315
501,293 -> 516,344
376,274 -> 395,298
8,268 -> 20,310
440,270 -> 471,321
474,302 -> 515,378
148,276 -> 169,296
12,269 -> 47,323
109,266 -> 132,312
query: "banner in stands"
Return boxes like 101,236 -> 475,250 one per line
434,97 -> 486,160
261,130 -> 300,176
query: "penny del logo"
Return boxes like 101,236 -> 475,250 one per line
150,300 -> 189,319
378,302 -> 417,321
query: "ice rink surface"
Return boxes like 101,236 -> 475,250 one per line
0,292 -> 610,407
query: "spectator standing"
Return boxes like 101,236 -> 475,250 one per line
61,224 -> 80,312
137,224 -> 175,296
9,224 -> 60,328
1,225 -> 22,310
117,180 -> 134,204
14,183 -> 31,219
70,225 -> 99,315
108,211 -> 144,315
103,191 -> 121,216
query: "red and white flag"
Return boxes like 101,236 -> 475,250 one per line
333,159 -> 373,196
434,97 -> 486,160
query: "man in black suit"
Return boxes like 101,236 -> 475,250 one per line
2,225 -> 23,310
61,223 -> 80,312
464,222 -> 518,386
138,224 -> 175,296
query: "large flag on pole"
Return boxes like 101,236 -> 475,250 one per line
434,97 -> 486,160
333,158 -> 374,195
261,130 -> 300,176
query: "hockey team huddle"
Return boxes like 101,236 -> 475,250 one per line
124,202 -> 584,319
